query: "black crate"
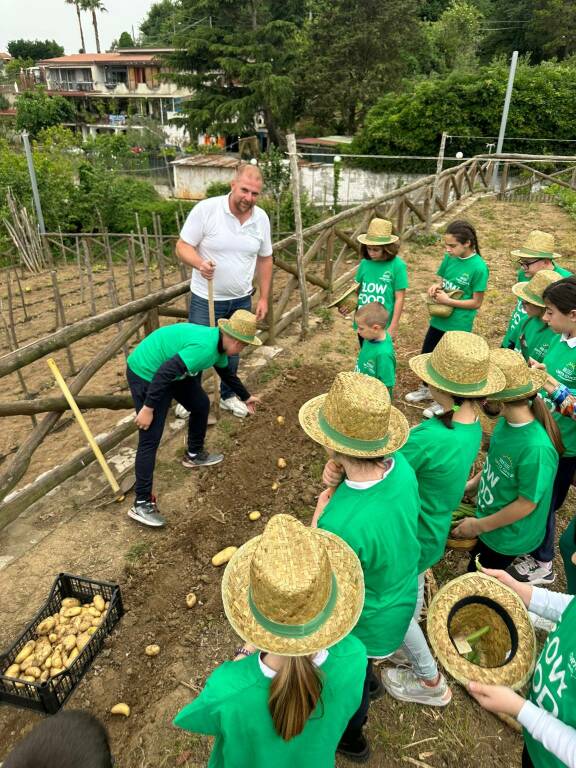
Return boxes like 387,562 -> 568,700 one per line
0,573 -> 123,714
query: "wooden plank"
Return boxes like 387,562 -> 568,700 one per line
404,196 -> 427,223
273,256 -> 330,289
0,394 -> 134,416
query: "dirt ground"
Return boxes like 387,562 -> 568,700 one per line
1,196 -> 576,767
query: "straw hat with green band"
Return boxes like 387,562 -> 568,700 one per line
485,348 -> 548,402
357,218 -> 399,246
427,572 -> 536,689
221,514 -> 364,656
218,309 -> 262,346
511,269 -> 560,308
326,282 -> 359,312
298,371 -> 409,458
409,332 -> 506,398
511,230 -> 563,262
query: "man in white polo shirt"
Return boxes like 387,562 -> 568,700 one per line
176,164 -> 273,417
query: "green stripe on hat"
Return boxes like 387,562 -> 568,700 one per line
318,410 -> 390,451
425,360 -> 488,393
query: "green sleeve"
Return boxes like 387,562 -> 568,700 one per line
436,255 -> 448,278
399,427 -> 428,473
471,262 -> 489,293
173,673 -> 222,735
395,259 -> 408,290
516,448 -> 554,504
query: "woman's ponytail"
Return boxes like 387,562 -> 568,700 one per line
268,656 -> 323,741
532,396 -> 565,455
446,220 -> 481,255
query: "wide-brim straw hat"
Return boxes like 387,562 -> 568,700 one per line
486,348 -> 548,402
299,371 -> 409,458
512,269 -> 560,307
218,309 -> 262,346
222,514 -> 364,656
511,229 -> 562,261
427,572 -> 536,689
357,218 -> 399,246
409,332 -> 506,398
326,283 -> 359,312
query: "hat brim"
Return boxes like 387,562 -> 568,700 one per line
357,233 -> 399,245
511,282 -> 546,307
326,283 -> 359,309
298,393 -> 409,458
427,572 -> 536,689
218,318 -> 262,346
408,355 -> 506,398
221,528 -> 365,656
511,248 -> 563,261
485,368 -> 548,402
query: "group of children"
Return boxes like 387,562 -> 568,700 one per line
4,219 -> 576,768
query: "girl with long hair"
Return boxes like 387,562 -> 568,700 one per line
509,269 -> 559,363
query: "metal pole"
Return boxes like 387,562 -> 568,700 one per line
427,131 -> 447,231
21,131 -> 46,234
491,50 -> 518,189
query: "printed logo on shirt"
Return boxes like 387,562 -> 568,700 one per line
554,361 -> 576,384
531,635 -> 568,718
358,361 -> 376,376
568,652 -> 576,680
378,272 -> 393,283
495,454 -> 514,479
477,456 -> 500,508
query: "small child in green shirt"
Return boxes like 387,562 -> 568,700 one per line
354,302 -> 396,396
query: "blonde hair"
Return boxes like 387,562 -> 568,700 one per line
355,302 -> 389,328
268,656 -> 323,741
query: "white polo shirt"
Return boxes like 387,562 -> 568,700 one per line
180,194 -> 273,301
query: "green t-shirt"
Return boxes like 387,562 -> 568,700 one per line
502,264 -> 571,349
318,454 -> 420,656
518,316 -> 558,364
525,597 -> 576,768
429,253 -> 489,332
354,335 -> 396,393
127,324 -> 227,382
354,256 -> 408,327
173,635 -> 367,768
476,419 -> 558,555
400,418 -> 482,572
541,335 -> 576,457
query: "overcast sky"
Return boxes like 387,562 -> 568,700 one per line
0,0 -> 159,55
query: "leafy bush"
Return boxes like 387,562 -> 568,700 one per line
205,181 -> 230,198
15,89 -> 76,137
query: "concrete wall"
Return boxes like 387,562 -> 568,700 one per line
174,165 -> 234,200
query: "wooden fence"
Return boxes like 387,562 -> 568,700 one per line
1,152 -> 573,528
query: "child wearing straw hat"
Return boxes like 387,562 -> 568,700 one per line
299,373 -> 434,725
466,567 -> 576,768
502,230 -> 571,352
405,220 -> 489,418
354,302 -> 396,395
451,349 -> 562,574
126,310 -> 261,528
511,270 -> 560,363
173,514 -> 368,767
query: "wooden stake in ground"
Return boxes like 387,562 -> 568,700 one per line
286,133 -> 309,338
50,270 -> 76,375
208,278 -> 220,418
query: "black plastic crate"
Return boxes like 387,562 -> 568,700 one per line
0,573 -> 123,714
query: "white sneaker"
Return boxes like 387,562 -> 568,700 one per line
380,667 -> 452,707
506,555 -> 555,585
174,403 -> 189,419
423,401 -> 445,419
220,397 -> 249,418
405,385 -> 433,403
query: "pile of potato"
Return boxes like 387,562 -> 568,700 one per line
3,594 -> 109,687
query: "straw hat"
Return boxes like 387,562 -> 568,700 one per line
222,514 -> 364,656
326,282 -> 359,312
409,332 -> 506,398
485,348 -> 547,402
298,371 -> 409,458
511,230 -> 563,261
427,572 -> 536,689
357,218 -> 399,246
512,269 -> 560,307
218,309 -> 262,346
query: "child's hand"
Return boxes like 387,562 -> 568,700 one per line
245,395 -> 260,414
467,682 -> 525,717
388,323 -> 398,341
338,306 -> 352,317
135,405 -> 154,430
433,289 -> 451,305
322,459 -> 344,487
451,518 -> 479,539
477,567 -> 532,606
427,283 -> 441,298
528,358 -> 546,370
311,487 -> 334,528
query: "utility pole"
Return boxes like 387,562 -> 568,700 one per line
491,50 -> 518,190
21,131 -> 46,234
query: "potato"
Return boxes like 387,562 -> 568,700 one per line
185,593 -> 197,609
50,666 -> 64,678
76,633 -> 91,652
145,644 -> 160,657
87,626 -> 97,635
4,664 -> 21,679
48,633 -> 58,644
34,643 -> 52,665
36,617 -> 56,635
276,415 -> 285,425
61,597 -> 81,609
248,510 -> 261,521
271,481 -> 279,491
211,546 -> 238,567
21,655 -> 39,670
277,458 -> 287,469
14,641 -> 35,665
44,656 -> 52,670
62,607 -> 82,618
25,666 -> 41,679
62,635 -> 77,653
64,647 -> 79,669
51,653 -> 63,670
93,595 -> 105,613
78,619 -> 93,633
110,703 -> 130,717
91,617 -> 103,628
39,670 -> 49,683
87,607 -> 101,618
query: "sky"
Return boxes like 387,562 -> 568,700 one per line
0,0 -> 158,55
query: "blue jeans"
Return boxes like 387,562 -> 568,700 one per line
188,292 -> 253,400
399,573 -> 439,681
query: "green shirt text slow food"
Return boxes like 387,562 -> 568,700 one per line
400,418 -> 482,572
318,454 -> 420,656
429,253 -> 489,332
127,324 -> 227,381
173,635 -> 367,768
541,336 -> 576,457
476,419 -> 558,555
355,257 -> 408,326
354,335 -> 396,393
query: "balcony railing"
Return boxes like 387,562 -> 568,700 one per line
49,81 -> 95,92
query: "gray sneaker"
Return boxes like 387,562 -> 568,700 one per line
128,500 -> 166,528
181,450 -> 224,468
380,667 -> 452,706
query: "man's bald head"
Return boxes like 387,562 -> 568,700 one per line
229,163 -> 264,218
234,163 -> 263,183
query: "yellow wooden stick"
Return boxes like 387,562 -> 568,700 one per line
47,357 -> 121,496
208,279 -> 220,415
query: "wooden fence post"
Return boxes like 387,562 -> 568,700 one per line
50,271 -> 76,375
287,133 -> 309,338
81,239 -> 97,315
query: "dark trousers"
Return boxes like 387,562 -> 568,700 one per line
422,325 -> 445,354
531,455 -> 576,562
188,292 -> 252,399
522,745 -> 534,768
127,367 -> 209,501
340,660 -> 372,743
467,539 -> 516,572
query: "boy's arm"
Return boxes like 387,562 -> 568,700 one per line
389,290 -> 405,339
144,355 -> 188,409
214,365 -> 251,402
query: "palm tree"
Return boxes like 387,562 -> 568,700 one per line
65,0 -> 87,53
81,0 -> 107,54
